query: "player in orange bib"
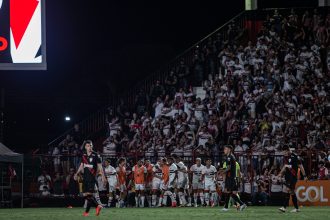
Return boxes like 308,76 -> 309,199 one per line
132,159 -> 147,207
145,159 -> 154,207
158,158 -> 169,206
116,158 -> 127,208
158,157 -> 178,207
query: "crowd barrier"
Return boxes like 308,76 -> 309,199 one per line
26,149 -> 325,181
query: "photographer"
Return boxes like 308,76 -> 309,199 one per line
37,170 -> 52,196
252,169 -> 269,206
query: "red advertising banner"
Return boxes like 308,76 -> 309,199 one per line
290,180 -> 330,206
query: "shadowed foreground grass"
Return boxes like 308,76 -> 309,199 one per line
1,206 -> 330,220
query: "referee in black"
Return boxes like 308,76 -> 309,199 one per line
221,145 -> 247,211
75,140 -> 106,216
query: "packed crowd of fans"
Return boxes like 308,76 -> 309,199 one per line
104,7 -> 330,176
40,8 -> 330,203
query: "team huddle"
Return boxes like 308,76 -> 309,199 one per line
84,153 -> 231,210
74,140 -> 306,216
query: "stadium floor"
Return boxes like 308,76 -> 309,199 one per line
1,206 -> 330,220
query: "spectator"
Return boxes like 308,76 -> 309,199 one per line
270,168 -> 282,194
53,172 -> 64,197
72,143 -> 82,169
38,170 -> 51,196
59,134 -> 75,175
318,161 -> 329,180
66,168 -> 79,196
103,136 -> 118,156
150,80 -> 165,102
52,145 -> 61,173
71,124 -> 82,144
252,175 -> 268,205
153,97 -> 164,118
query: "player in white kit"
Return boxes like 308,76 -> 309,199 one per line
158,157 -> 178,207
159,157 -> 178,207
168,157 -> 178,207
175,156 -> 189,207
104,159 -> 118,207
190,158 -> 205,207
151,158 -> 163,207
201,158 -> 217,207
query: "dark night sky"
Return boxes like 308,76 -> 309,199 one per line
0,0 -> 318,152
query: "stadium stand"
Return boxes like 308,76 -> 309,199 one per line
22,7 -> 329,207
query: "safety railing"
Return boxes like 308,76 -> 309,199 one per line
28,149 -> 324,176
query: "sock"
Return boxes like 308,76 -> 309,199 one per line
188,195 -> 192,204
94,192 -> 102,205
211,192 -> 217,205
179,192 -> 186,205
178,192 -> 183,204
147,195 -> 151,207
193,193 -> 198,205
152,194 -> 157,206
204,192 -> 210,206
85,198 -> 92,213
283,193 -> 290,208
229,197 -> 234,207
170,192 -> 176,204
224,193 -> 230,209
83,199 -> 88,209
141,196 -> 145,207
90,195 -> 98,207
182,192 -> 187,205
231,194 -> 243,206
158,195 -> 163,206
199,192 -> 204,205
135,196 -> 139,207
163,192 -> 168,205
85,195 -> 97,213
108,197 -> 113,206
217,192 -> 222,203
172,192 -> 177,201
291,194 -> 298,209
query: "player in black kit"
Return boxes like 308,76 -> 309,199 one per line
74,140 -> 106,216
278,145 -> 307,213
221,145 -> 247,212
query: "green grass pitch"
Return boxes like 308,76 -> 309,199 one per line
1,207 -> 330,220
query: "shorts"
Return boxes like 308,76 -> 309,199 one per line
225,178 -> 238,192
168,179 -> 177,189
283,176 -> 297,192
152,180 -> 161,190
204,182 -> 216,192
135,183 -> 145,191
217,181 -> 225,191
145,182 -> 152,191
108,179 -> 118,192
83,174 -> 97,193
119,184 -> 127,192
160,181 -> 168,191
192,181 -> 204,190
160,181 -> 175,191
177,179 -> 188,189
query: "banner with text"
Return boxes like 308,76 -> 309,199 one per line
290,180 -> 330,206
